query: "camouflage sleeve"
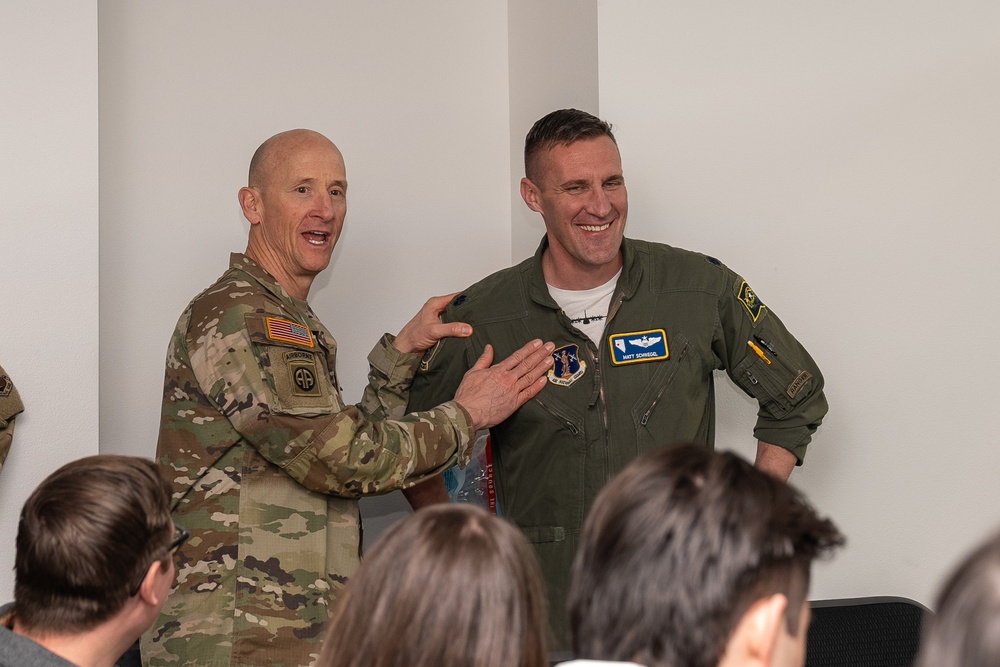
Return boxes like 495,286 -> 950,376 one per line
0,366 -> 24,471
713,266 -> 828,463
355,333 -> 422,422
183,297 -> 475,499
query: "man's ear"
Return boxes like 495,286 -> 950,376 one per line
239,186 -> 263,226
137,559 -> 171,607
520,177 -> 543,213
724,594 -> 788,667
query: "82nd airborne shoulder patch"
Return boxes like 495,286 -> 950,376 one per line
609,329 -> 669,366
737,281 -> 766,323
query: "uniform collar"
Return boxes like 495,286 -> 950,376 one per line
527,236 -> 642,308
228,253 -> 311,313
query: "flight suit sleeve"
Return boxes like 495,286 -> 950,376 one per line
407,314 -> 475,414
181,302 -> 475,499
713,267 -> 828,463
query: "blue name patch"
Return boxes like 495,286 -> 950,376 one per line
609,329 -> 669,366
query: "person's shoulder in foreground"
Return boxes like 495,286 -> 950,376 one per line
1,455 -> 176,667
914,526 -> 1000,667
568,444 -> 845,667
319,504 -> 550,667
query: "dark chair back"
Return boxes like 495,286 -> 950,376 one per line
806,596 -> 930,667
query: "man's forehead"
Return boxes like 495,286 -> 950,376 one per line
270,143 -> 346,184
539,136 -> 621,179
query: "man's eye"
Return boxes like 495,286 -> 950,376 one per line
605,180 -> 624,189
297,187 -> 309,194
330,189 -> 343,197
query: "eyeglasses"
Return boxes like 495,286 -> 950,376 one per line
129,523 -> 189,596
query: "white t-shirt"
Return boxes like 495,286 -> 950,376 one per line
547,270 -> 622,346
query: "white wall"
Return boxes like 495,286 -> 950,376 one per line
0,2 -> 100,600
98,1 -> 515,538
598,0 -> 1000,606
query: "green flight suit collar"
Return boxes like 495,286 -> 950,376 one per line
527,235 -> 642,307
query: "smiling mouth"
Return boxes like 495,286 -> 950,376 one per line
303,231 -> 330,245
580,223 -> 611,232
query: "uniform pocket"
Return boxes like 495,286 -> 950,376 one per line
245,314 -> 338,416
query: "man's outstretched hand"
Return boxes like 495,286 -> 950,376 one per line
454,341 -> 554,430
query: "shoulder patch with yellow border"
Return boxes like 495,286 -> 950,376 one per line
265,317 -> 315,348
609,329 -> 669,366
737,281 -> 766,323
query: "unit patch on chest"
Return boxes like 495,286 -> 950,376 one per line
547,344 -> 586,387
608,329 -> 669,366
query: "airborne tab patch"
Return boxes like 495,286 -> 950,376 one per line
609,329 -> 669,366
265,317 -> 315,348
548,344 -> 586,387
738,281 -> 766,323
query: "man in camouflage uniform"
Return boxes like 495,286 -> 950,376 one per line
0,365 -> 23,473
143,129 -> 553,667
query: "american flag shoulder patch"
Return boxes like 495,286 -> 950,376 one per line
265,317 -> 315,348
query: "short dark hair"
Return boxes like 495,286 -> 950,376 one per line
320,504 -> 549,667
915,528 -> 1000,667
568,444 -> 844,667
14,455 -> 174,633
524,108 -> 617,181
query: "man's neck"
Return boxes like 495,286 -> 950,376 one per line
541,249 -> 623,291
243,244 -> 313,301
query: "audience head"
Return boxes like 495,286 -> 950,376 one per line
523,108 -> 617,182
568,444 -> 844,667
915,528 -> 1000,667
14,454 -> 176,635
320,503 -> 549,667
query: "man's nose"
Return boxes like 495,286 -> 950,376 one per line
587,186 -> 613,217
313,192 -> 336,219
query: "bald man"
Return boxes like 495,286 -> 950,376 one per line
143,129 -> 553,667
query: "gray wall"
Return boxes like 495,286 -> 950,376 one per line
2,0 -> 997,612
1,1 -> 100,599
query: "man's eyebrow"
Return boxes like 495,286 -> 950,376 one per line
558,179 -> 591,189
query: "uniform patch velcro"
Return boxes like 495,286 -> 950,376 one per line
265,317 -> 314,348
787,370 -> 813,399
738,281 -> 766,323
548,344 -> 586,387
609,329 -> 669,366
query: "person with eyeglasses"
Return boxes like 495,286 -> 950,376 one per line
0,455 -> 178,667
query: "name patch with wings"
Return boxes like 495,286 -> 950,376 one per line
608,329 -> 669,366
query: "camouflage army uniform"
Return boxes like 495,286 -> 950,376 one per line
0,366 -> 24,472
143,254 -> 474,667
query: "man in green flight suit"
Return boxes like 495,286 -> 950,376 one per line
405,109 -> 829,648
143,129 -> 554,667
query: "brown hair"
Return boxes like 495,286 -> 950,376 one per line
14,455 -> 173,633
568,444 -> 844,667
915,528 -> 1000,667
524,108 -> 617,182
320,504 -> 549,667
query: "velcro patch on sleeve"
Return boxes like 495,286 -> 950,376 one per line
265,317 -> 315,348
737,281 -> 766,323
